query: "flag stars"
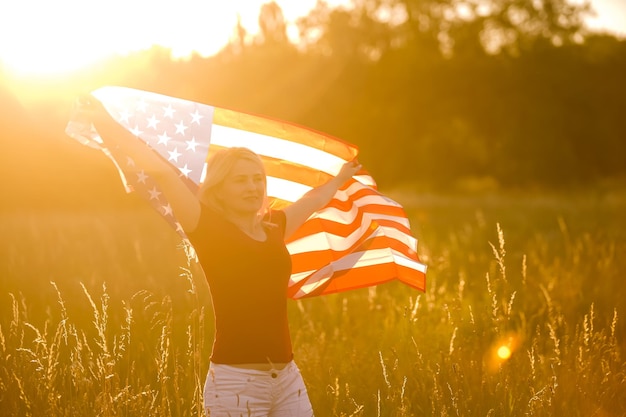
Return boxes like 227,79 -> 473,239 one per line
179,164 -> 192,177
137,170 -> 149,184
148,186 -> 162,200
168,147 -> 182,162
126,156 -> 136,167
175,120 -> 188,136
163,104 -> 176,118
190,110 -> 204,125
186,136 -> 199,152
136,99 -> 148,112
157,132 -> 171,146
146,114 -> 161,129
130,124 -> 143,137
118,109 -> 131,123
162,203 -> 173,216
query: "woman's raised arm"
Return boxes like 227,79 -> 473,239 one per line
283,160 -> 361,239
80,95 -> 202,232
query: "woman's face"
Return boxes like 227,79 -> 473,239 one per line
216,158 -> 266,215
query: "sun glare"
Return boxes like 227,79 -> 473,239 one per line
496,345 -> 512,360
0,0 -> 324,78
1,0 -> 622,78
486,333 -> 521,372
0,0 -> 232,77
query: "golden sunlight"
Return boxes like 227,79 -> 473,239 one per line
1,0 -> 622,78
485,333 -> 521,372
496,345 -> 512,360
0,0 -> 319,77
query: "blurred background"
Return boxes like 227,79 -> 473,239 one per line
1,3 -> 625,414
1,0 -> 625,209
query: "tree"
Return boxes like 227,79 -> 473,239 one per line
258,1 -> 289,45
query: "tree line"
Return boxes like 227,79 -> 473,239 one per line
1,0 -> 625,208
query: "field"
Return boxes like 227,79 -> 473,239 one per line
1,189 -> 625,416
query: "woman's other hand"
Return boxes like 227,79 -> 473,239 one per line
336,159 -> 362,184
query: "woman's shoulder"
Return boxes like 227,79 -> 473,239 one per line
187,203 -> 228,237
263,209 -> 287,234
264,209 -> 286,223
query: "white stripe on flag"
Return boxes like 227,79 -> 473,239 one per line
312,203 -> 410,228
211,124 -> 347,175
353,174 -> 376,187
288,224 -> 417,256
339,182 -> 399,204
286,217 -> 375,253
266,176 -> 312,203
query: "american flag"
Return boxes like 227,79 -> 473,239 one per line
66,86 -> 426,298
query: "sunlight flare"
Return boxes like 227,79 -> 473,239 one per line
496,345 -> 512,360
0,0 -> 323,77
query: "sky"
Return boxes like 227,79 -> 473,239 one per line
583,0 -> 626,35
0,0 -> 624,77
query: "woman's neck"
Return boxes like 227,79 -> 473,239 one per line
224,212 -> 265,239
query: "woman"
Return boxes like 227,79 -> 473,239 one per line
82,96 -> 361,416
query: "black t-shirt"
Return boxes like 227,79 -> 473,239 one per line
187,205 -> 293,364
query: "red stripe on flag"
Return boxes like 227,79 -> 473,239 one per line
289,225 -> 419,275
288,254 -> 426,299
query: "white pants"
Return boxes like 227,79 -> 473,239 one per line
203,361 -> 314,417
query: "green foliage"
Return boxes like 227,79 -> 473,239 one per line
1,192 -> 625,416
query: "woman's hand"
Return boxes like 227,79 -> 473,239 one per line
284,159 -> 363,239
73,94 -> 113,128
72,92 -> 202,232
336,159 -> 362,184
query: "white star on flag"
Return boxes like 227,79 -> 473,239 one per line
119,109 -> 131,123
175,121 -> 188,135
179,164 -> 192,177
136,170 -> 149,184
157,132 -> 171,146
147,115 -> 160,129
137,99 -> 148,112
148,186 -> 161,200
186,137 -> 199,152
191,110 -> 204,124
130,125 -> 143,137
168,148 -> 182,162
162,203 -> 173,216
163,104 -> 176,118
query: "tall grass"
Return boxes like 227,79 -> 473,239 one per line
0,242 -> 208,416
1,192 -> 625,416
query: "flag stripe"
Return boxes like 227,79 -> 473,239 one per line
213,108 -> 358,162
290,223 -> 418,258
266,177 -> 312,204
287,218 -> 415,254
207,145 -> 335,188
288,248 -> 427,298
287,217 -> 377,254
293,256 -> 427,295
289,226 -> 419,273
211,124 -> 350,177
289,201 -> 411,238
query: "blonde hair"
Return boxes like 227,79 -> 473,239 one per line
197,147 -> 269,217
